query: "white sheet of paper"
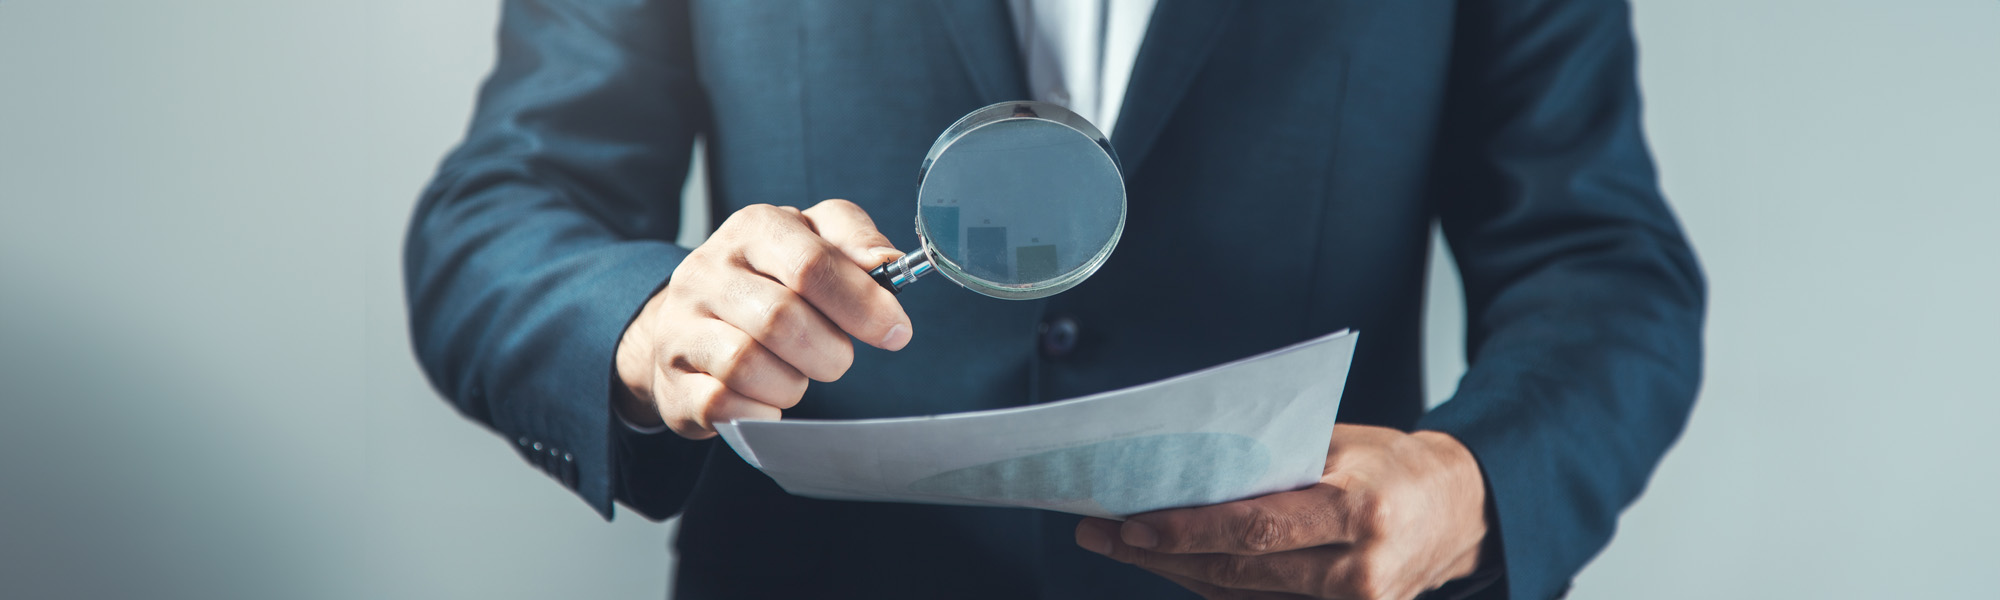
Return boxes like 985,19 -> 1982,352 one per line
715,329 -> 1356,519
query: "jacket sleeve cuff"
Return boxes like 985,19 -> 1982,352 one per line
1419,389 -> 1558,600
490,239 -> 685,521
597,246 -> 710,521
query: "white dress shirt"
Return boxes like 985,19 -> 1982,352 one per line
1009,0 -> 1160,137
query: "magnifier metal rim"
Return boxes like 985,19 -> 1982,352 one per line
913,101 -> 1126,301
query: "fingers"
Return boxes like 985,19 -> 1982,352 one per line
731,204 -> 913,351
675,319 -> 809,409
1121,483 -> 1358,556
646,318 -> 798,438
657,371 -> 782,439
801,198 -> 904,268
694,269 -> 854,382
1079,518 -> 1355,598
639,200 -> 913,442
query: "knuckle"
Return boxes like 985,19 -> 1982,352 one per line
696,389 -> 735,425
649,337 -> 679,378
710,339 -> 755,383
736,204 -> 802,235
844,226 -> 888,250
689,378 -> 725,408
658,336 -> 696,374
659,378 -> 718,439
788,245 -> 838,289
1239,506 -> 1284,554
1342,491 -> 1383,537
753,294 -> 805,343
1358,494 -> 1393,537
721,204 -> 771,230
730,336 -> 768,374
757,297 -> 850,382
667,258 -> 707,291
671,255 -> 739,301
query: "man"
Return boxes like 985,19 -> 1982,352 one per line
404,1 -> 1704,598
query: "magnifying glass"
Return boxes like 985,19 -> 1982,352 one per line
868,101 -> 1126,300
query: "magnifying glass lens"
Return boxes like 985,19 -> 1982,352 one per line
871,101 -> 1125,301
920,118 -> 1123,293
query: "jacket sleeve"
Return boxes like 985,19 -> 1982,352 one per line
403,0 -> 711,521
1415,1 -> 1707,598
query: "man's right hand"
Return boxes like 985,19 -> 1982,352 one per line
614,200 -> 913,439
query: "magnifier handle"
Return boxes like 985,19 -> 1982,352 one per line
868,247 -> 932,295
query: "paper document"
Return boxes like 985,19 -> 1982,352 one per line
716,330 -> 1357,519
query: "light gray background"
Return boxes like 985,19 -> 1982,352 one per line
1,1 -> 1993,598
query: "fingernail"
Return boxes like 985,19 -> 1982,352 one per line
868,246 -> 904,263
1076,522 -> 1114,555
880,323 -> 910,351
1121,521 -> 1159,549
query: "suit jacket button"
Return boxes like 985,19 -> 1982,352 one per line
1040,316 -> 1079,358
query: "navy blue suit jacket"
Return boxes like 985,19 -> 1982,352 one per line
405,1 -> 1705,598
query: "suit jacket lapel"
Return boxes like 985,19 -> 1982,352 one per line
1112,0 -> 1243,172
929,0 -> 1028,105
929,0 -> 1240,173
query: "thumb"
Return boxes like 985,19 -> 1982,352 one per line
800,198 -> 903,269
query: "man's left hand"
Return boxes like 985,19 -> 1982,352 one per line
1075,424 -> 1490,600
